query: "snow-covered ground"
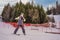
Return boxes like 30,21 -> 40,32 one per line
48,15 -> 60,28
0,22 -> 60,40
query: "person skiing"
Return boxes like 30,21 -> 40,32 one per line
13,13 -> 26,35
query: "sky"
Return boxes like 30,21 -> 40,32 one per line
34,0 -> 60,11
0,0 -> 60,15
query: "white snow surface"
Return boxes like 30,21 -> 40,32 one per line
0,22 -> 60,40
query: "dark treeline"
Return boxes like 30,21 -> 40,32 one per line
1,1 -> 48,24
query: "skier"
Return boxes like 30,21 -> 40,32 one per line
13,13 -> 26,35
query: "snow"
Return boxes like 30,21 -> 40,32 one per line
0,22 -> 60,40
48,15 -> 60,28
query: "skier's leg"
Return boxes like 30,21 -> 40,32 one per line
20,25 -> 26,35
14,26 -> 19,34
